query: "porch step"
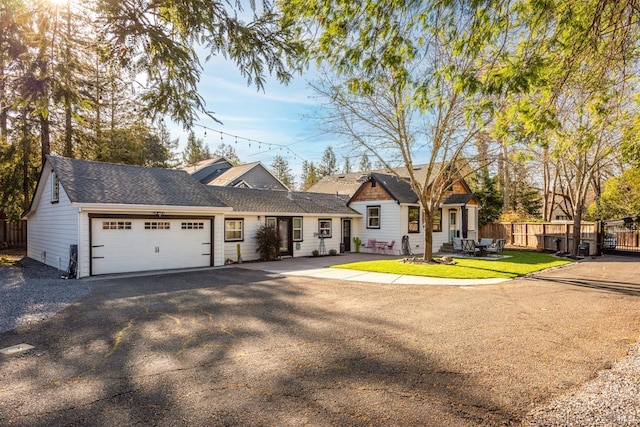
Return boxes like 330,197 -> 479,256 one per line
440,243 -> 454,253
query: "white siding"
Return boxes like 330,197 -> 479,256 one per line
26,169 -> 79,272
223,216 -> 262,262
295,215 -> 342,256
222,214 -> 345,262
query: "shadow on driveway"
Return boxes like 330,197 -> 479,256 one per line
1,256 -> 639,426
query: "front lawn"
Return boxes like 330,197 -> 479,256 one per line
331,251 -> 574,279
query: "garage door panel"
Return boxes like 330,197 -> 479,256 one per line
91,218 -> 212,275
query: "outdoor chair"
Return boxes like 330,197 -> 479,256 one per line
486,239 -> 505,256
386,240 -> 396,254
452,237 -> 464,254
364,239 -> 377,253
479,238 -> 494,247
461,239 -> 479,256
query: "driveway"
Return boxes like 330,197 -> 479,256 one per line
1,256 -> 639,425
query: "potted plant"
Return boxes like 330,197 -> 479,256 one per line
353,237 -> 362,253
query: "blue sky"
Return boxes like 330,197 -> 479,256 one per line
169,55 -> 348,185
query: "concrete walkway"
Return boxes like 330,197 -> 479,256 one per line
234,253 -> 511,286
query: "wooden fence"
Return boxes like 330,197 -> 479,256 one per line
1,219 -> 27,247
479,222 -> 597,255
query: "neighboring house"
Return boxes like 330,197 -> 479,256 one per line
182,157 -> 289,191
23,156 -> 358,278
310,166 -> 481,254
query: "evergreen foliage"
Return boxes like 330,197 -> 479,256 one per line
181,131 -> 211,165
255,224 -> 281,261
213,143 -> 241,166
271,154 -> 295,189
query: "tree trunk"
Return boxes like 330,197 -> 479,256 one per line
64,96 -> 72,157
500,141 -> 510,211
0,58 -> 7,144
21,109 -> 31,211
422,210 -> 434,261
571,202 -> 584,257
40,113 -> 50,165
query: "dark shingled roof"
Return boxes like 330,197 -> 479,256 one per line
48,156 -> 227,207
442,193 -> 475,205
369,173 -> 419,204
207,186 -> 359,215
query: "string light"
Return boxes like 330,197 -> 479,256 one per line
191,123 -> 310,162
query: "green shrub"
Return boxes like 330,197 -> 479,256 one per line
255,225 -> 281,261
329,249 -> 338,256
311,249 -> 319,257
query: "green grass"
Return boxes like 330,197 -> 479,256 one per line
331,251 -> 574,279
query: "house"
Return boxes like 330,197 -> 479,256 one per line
182,157 -> 289,191
23,156 -> 232,278
209,187 -> 359,261
309,166 -> 481,254
23,156 -> 358,278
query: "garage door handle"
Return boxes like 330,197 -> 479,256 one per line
92,245 -> 104,248
202,242 -> 210,245
92,256 -> 105,259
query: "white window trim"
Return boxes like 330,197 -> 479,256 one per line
225,218 -> 244,241
51,172 -> 59,203
293,217 -> 303,241
367,205 -> 380,229
318,218 -> 332,238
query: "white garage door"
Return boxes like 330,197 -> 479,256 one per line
91,218 -> 212,275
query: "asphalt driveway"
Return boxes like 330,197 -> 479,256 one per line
1,256 -> 639,426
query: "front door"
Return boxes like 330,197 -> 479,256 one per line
449,209 -> 458,242
342,219 -> 351,252
277,218 -> 293,256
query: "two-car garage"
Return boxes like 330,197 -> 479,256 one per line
90,217 -> 213,275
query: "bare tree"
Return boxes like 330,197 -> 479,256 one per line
313,65 -> 486,261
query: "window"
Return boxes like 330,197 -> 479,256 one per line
432,208 -> 442,232
293,217 -> 303,241
181,222 -> 204,229
102,221 -> 131,230
408,206 -> 420,233
225,219 -> 244,241
318,219 -> 332,238
266,217 -> 276,228
145,221 -> 170,230
367,205 -> 380,229
51,173 -> 59,203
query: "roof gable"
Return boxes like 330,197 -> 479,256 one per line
208,162 -> 289,190
182,157 -> 234,184
47,156 -> 227,207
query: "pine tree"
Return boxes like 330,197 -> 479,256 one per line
270,154 -> 295,189
318,146 -> 337,177
343,156 -> 352,173
181,131 -> 211,165
213,143 -> 241,165
358,154 -> 371,172
301,160 -> 319,190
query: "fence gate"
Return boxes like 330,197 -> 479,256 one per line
601,217 -> 640,256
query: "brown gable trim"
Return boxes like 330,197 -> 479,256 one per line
349,179 -> 395,203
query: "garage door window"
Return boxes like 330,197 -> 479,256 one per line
102,221 -> 132,230
225,219 -> 244,241
145,221 -> 170,230
181,222 -> 204,229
